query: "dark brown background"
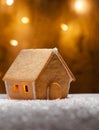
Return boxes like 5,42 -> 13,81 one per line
0,0 -> 99,93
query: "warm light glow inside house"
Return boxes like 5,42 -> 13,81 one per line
21,17 -> 29,24
14,85 -> 19,92
23,85 -> 29,93
61,24 -> 69,31
10,40 -> 18,46
6,0 -> 14,6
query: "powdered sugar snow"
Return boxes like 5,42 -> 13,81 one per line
0,94 -> 99,130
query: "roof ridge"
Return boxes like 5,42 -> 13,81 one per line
3,49 -> 53,81
21,48 -> 53,51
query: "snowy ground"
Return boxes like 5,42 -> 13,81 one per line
0,94 -> 99,130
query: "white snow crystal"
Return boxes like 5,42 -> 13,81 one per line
0,94 -> 99,130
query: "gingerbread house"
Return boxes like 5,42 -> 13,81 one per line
3,48 -> 75,100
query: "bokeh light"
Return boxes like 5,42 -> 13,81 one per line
21,17 -> 30,24
74,0 -> 90,14
6,0 -> 14,6
61,24 -> 69,31
10,40 -> 18,46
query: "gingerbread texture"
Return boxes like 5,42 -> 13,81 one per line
3,48 -> 75,100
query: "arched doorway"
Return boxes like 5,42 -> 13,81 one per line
48,82 -> 62,99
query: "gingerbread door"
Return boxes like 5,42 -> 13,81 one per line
49,82 -> 62,99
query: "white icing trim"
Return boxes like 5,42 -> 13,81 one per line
4,81 -> 9,96
54,51 -> 73,82
47,87 -> 49,100
68,81 -> 71,91
32,82 -> 36,99
4,80 -> 10,98
53,47 -> 58,53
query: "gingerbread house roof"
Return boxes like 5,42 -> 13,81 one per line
3,48 -> 75,82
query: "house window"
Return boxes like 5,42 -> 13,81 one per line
14,85 -> 19,92
23,85 -> 29,93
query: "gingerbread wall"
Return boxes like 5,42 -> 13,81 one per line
35,53 -> 70,99
5,80 -> 34,99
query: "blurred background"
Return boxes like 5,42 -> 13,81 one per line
0,0 -> 99,93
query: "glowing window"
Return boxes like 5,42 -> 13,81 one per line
14,85 -> 19,92
23,85 -> 29,93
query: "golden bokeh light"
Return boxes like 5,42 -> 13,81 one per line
10,40 -> 18,46
21,17 -> 30,24
6,0 -> 14,6
61,24 -> 69,31
74,0 -> 90,14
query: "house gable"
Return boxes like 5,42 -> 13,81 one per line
35,51 -> 74,99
